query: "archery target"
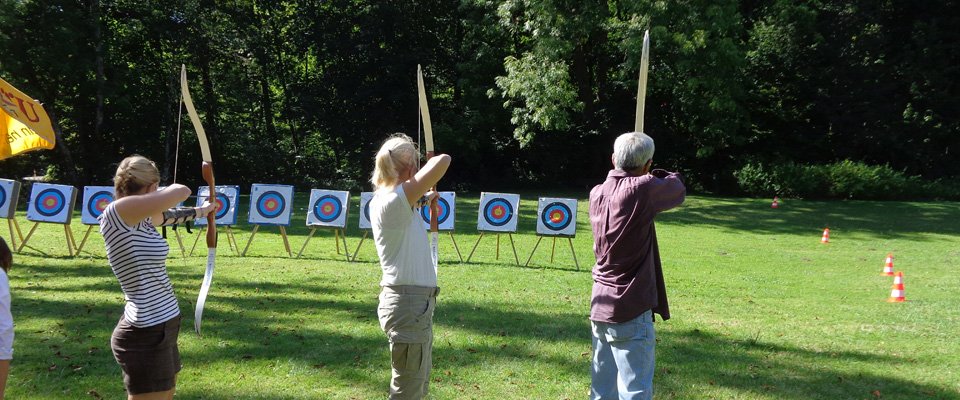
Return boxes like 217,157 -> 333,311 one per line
248,184 -> 294,226
358,191 -> 373,230
26,183 -> 77,224
0,179 -> 21,219
194,185 -> 240,226
81,186 -> 115,225
476,192 -> 520,232
419,191 -> 456,231
536,197 -> 577,237
306,189 -> 349,228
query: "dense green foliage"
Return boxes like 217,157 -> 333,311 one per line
735,160 -> 960,200
1,1 -> 957,197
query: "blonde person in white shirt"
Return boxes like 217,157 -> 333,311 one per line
0,237 -> 13,399
369,133 -> 450,399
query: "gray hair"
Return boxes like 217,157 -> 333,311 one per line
613,132 -> 655,171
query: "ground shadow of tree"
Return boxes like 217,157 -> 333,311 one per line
657,328 -> 959,399
661,196 -> 960,239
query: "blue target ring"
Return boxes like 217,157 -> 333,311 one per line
35,189 -> 66,217
363,200 -> 371,223
213,193 -> 231,219
0,186 -> 6,209
313,195 -> 343,223
256,191 -> 286,219
483,198 -> 513,227
541,202 -> 572,231
87,191 -> 113,219
420,197 -> 451,225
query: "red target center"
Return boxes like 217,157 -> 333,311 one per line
215,199 -> 224,211
550,211 -> 564,222
264,199 -> 277,211
492,205 -> 504,218
322,204 -> 334,214
44,197 -> 57,207
95,199 -> 109,211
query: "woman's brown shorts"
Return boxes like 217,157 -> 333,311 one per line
111,314 -> 182,395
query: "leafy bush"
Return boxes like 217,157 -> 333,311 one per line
734,160 -> 959,200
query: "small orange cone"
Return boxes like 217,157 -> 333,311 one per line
887,272 -> 905,302
820,228 -> 830,243
771,196 -> 780,208
881,253 -> 895,276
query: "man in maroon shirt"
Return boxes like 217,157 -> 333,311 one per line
588,132 -> 685,399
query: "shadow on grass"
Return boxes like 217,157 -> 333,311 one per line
661,196 -> 960,239
658,328 -> 959,400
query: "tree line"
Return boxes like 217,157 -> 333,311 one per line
1,0 -> 957,196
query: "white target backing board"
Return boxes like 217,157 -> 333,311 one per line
81,186 -> 115,225
248,184 -> 294,226
306,189 -> 349,228
477,192 -> 520,233
536,197 -> 577,237
358,191 -> 373,230
26,183 -> 77,224
419,191 -> 456,231
0,179 -> 21,219
194,185 -> 240,226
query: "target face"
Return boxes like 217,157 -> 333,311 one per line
418,191 -> 456,231
26,183 -> 77,224
248,184 -> 294,226
0,179 -> 20,219
476,192 -> 520,232
358,192 -> 373,230
536,197 -> 577,237
194,185 -> 240,226
306,189 -> 349,228
81,186 -> 115,225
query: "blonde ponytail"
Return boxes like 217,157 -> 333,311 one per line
114,155 -> 160,198
371,134 -> 418,190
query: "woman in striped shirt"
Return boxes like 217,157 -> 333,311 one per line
100,155 -> 214,400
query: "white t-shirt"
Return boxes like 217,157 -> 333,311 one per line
0,269 -> 13,360
370,185 -> 436,287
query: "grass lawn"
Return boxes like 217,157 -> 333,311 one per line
3,193 -> 959,399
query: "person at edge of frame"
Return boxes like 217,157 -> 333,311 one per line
0,237 -> 13,399
588,131 -> 686,400
368,133 -> 451,399
100,155 -> 216,400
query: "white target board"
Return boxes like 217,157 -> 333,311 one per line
0,179 -> 21,219
306,189 -> 349,228
418,191 -> 456,231
81,186 -> 115,225
26,183 -> 77,224
248,184 -> 294,226
536,197 -> 577,237
477,192 -> 520,233
194,185 -> 240,226
358,191 -> 373,230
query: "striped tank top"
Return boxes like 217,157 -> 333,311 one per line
99,202 -> 180,327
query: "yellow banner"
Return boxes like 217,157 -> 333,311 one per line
1,76 -> 55,160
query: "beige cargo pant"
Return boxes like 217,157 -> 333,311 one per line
378,285 -> 439,400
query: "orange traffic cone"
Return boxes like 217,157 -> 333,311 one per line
820,228 -> 830,243
887,272 -> 905,302
881,253 -> 895,276
771,196 -> 780,208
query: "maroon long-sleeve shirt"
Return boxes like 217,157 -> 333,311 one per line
589,169 -> 686,323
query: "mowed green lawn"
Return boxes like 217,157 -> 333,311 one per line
3,194 -> 959,399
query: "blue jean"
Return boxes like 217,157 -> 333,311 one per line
590,310 -> 656,400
